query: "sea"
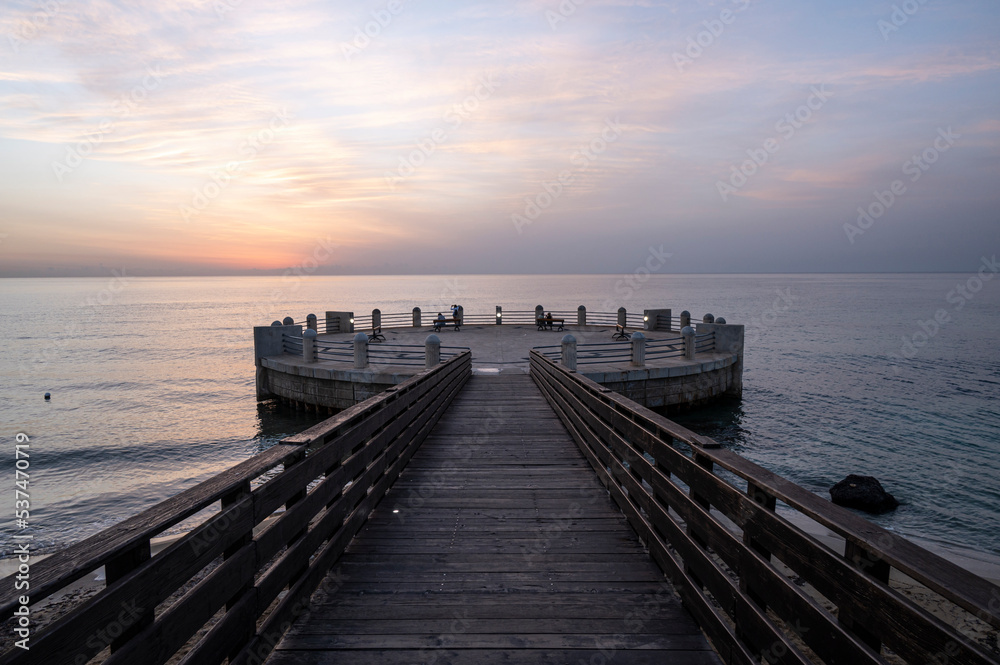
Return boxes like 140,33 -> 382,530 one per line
1,274 -> 998,570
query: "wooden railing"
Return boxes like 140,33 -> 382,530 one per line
530,350 -> 1000,665
0,351 -> 471,665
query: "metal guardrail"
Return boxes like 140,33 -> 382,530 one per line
529,350 -> 1000,665
0,353 -> 472,665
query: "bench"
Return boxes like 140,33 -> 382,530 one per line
612,324 -> 630,341
367,326 -> 385,343
536,317 -> 564,331
433,319 -> 461,332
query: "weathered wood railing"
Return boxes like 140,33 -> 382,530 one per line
530,350 -> 1000,665
0,351 -> 471,665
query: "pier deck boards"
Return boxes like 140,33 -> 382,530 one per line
267,373 -> 721,665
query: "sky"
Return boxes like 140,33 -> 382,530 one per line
0,0 -> 998,277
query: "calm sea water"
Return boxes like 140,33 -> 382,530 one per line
1,274 -> 998,564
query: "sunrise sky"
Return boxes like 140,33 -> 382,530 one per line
0,0 -> 997,276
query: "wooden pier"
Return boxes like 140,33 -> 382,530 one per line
2,351 -> 999,665
267,374 -> 720,664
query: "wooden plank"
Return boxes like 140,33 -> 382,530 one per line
530,351 -> 1000,664
231,359 -> 470,665
0,443 -> 298,618
263,373 -> 720,665
1,495 -> 254,665
534,351 -> 1000,631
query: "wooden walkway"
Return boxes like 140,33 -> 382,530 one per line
267,373 -> 721,665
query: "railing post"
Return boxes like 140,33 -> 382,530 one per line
457,305 -> 464,324
353,332 -> 369,369
702,313 -> 715,323
744,481 -> 777,612
221,480 -> 255,659
577,305 -> 586,326
630,331 -> 645,367
561,334 -> 577,371
680,310 -> 691,328
412,307 -> 421,327
372,308 -> 381,330
282,316 -> 294,325
682,326 -> 695,359
105,540 -> 153,651
303,329 -> 317,362
617,307 -> 626,327
496,305 -> 502,324
535,305 -> 544,323
425,334 -> 441,367
840,542 -> 891,652
306,313 -> 317,331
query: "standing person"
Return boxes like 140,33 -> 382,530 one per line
451,304 -> 459,323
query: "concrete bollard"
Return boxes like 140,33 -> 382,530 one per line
303,328 -> 317,362
282,316 -> 294,325
372,308 -> 381,330
703,313 -> 715,323
306,313 -> 317,331
535,305 -> 544,323
577,305 -> 586,326
682,326 -> 696,359
413,307 -> 421,327
631,331 -> 646,367
496,305 -> 502,324
680,310 -> 691,328
715,317 -> 726,325
617,307 -> 627,327
561,334 -> 577,371
353,332 -> 369,369
425,334 -> 441,368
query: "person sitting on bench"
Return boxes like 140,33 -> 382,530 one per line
536,313 -> 564,331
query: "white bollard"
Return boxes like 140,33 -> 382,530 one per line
425,334 -> 441,367
630,331 -> 646,367
682,326 -> 696,359
561,334 -> 577,371
303,328 -> 317,363
353,332 -> 369,369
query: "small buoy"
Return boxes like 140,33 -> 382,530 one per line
44,392 -> 51,400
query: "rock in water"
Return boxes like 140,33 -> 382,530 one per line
829,475 -> 899,514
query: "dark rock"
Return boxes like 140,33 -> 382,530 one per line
829,475 -> 899,514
